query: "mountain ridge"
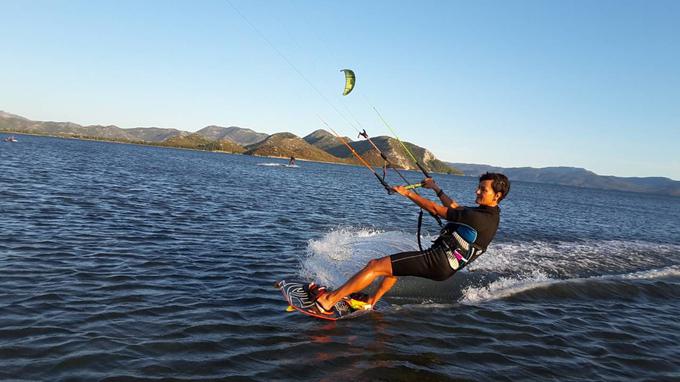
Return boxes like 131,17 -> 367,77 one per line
195,125 -> 268,146
449,163 -> 680,197
2,111 -> 673,196
0,110 -> 456,173
244,132 -> 346,163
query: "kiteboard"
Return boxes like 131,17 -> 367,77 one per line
275,279 -> 374,321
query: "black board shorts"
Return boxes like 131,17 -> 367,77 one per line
390,246 -> 456,282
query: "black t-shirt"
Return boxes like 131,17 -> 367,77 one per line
444,205 -> 500,250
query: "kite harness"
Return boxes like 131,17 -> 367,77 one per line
435,223 -> 485,270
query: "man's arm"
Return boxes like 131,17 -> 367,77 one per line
421,178 -> 459,209
392,185 -> 449,218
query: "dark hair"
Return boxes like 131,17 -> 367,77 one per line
479,172 -> 510,202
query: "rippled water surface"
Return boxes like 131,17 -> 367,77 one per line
1,135 -> 679,381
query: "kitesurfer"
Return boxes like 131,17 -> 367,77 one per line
289,156 -> 296,166
314,172 -> 510,313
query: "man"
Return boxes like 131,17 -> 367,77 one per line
314,172 -> 510,313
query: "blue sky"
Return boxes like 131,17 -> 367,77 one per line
2,1 -> 679,179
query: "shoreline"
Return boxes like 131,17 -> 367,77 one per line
0,130 -> 381,170
3,130 -> 678,197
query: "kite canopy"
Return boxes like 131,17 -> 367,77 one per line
341,69 -> 355,96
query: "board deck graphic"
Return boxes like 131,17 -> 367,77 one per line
275,279 -> 374,321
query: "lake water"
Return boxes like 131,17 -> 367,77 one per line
1,134 -> 679,381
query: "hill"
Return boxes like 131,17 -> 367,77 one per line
323,134 -> 461,175
195,125 -> 268,146
161,134 -> 245,153
245,132 -> 346,163
450,163 -> 680,197
303,130 -> 459,174
303,129 -> 346,152
0,111 -> 185,142
126,127 -> 186,142
0,110 -> 460,175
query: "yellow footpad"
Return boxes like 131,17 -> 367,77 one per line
348,298 -> 371,311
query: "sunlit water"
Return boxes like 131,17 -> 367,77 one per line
1,135 -> 679,381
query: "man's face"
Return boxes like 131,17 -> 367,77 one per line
475,180 -> 500,206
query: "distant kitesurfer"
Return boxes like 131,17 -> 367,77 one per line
289,156 -> 296,166
314,172 -> 510,313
